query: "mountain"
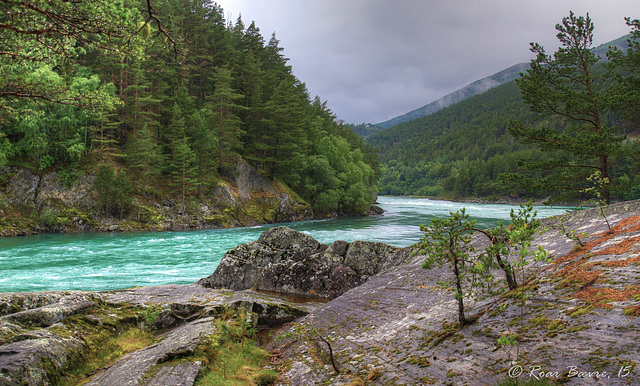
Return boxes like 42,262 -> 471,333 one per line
372,34 -> 632,131
366,34 -> 639,200
374,63 -> 529,130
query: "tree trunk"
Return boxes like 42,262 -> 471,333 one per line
452,256 -> 466,326
600,155 -> 610,205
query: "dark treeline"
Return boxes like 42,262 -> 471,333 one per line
0,0 -> 380,215
368,80 -> 640,201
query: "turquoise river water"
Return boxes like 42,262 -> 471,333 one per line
0,196 -> 571,293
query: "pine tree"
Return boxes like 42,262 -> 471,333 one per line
122,62 -> 162,138
260,77 -> 309,186
186,107 -> 218,181
607,18 -> 640,130
505,12 -> 622,204
126,123 -> 164,197
169,136 -> 198,211
206,66 -> 246,173
239,50 -> 266,165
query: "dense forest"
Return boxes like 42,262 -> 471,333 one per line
368,80 -> 640,201
367,15 -> 640,204
0,0 -> 380,216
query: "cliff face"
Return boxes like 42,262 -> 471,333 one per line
0,159 -> 315,236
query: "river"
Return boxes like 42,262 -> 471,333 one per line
0,196 -> 571,293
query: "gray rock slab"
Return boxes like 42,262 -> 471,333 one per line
273,201 -> 640,385
143,361 -> 202,386
0,327 -> 85,385
101,284 -> 319,328
86,317 -> 216,386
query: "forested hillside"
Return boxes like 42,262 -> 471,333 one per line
367,27 -> 640,202
373,63 -> 529,131
369,80 -> 640,200
0,0 -> 380,218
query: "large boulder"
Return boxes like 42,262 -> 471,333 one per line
197,226 -> 408,299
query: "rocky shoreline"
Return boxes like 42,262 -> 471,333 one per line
0,162 -> 383,238
1,201 -> 639,384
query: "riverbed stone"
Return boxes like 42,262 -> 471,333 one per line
344,240 -> 401,277
326,240 -> 349,256
198,226 -> 412,299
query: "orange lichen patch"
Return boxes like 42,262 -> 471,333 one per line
624,304 -> 640,318
611,214 -> 640,232
553,215 -> 640,265
620,216 -> 640,233
584,254 -> 640,269
555,264 -> 601,290
575,286 -> 640,309
590,234 -> 640,257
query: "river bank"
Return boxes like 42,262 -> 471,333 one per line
271,199 -> 640,384
1,200 -> 639,384
0,162 -> 382,238
0,196 -> 571,293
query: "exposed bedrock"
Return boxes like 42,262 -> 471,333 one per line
197,226 -> 414,299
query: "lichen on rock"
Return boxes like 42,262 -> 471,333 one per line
197,226 -> 412,299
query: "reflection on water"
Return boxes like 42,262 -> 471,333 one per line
0,196 -> 570,292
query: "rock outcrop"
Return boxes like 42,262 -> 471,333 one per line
0,159 -> 315,236
85,317 -> 216,386
270,201 -> 640,385
197,226 -> 413,300
0,285 -> 319,385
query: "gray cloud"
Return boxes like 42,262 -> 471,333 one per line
215,0 -> 639,123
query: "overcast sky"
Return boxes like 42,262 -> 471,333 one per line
214,0 -> 639,124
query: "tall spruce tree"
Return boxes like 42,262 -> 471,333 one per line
504,12 -> 622,204
207,66 -> 246,172
261,77 -> 309,186
126,123 -> 164,196
166,103 -> 198,209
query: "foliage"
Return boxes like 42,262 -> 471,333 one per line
476,203 -> 549,291
503,12 -> 624,205
416,209 -> 482,325
0,0 -> 381,216
197,313 -> 277,386
369,17 -> 640,202
63,327 -> 157,384
369,81 -> 551,199
0,0 -> 144,112
417,204 -> 549,325
606,18 -> 640,129
94,164 -> 133,218
36,207 -> 60,228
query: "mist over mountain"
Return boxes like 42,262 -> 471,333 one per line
374,63 -> 529,130
365,34 -> 639,201
371,34 -> 632,132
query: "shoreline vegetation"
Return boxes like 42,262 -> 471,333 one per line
0,162 -> 383,238
0,200 -> 638,384
1,1 -> 381,239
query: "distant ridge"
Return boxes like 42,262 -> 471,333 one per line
373,34 -> 632,130
374,62 -> 529,129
